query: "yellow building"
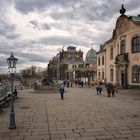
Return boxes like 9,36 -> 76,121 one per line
97,5 -> 140,88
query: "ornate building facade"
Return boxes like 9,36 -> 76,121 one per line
48,46 -> 84,81
97,5 -> 140,88
48,46 -> 97,83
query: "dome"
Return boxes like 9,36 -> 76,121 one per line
86,48 -> 96,62
56,52 -> 60,59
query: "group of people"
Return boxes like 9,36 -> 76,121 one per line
106,83 -> 117,97
96,82 -> 117,97
96,83 -> 103,95
59,81 -> 118,100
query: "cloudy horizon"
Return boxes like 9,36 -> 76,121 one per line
0,0 -> 140,74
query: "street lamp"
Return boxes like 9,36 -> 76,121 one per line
7,52 -> 18,129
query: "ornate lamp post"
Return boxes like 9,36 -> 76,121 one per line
7,52 -> 18,129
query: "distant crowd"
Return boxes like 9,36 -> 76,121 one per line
60,79 -> 118,99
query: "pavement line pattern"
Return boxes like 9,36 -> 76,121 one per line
44,95 -> 51,140
0,87 -> 140,140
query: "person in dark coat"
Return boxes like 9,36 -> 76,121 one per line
106,83 -> 112,97
98,84 -> 103,95
96,84 -> 99,95
111,84 -> 115,97
59,84 -> 65,99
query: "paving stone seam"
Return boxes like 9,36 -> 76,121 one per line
44,95 -> 51,140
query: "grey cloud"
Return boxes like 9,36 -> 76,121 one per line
9,0 -> 140,22
5,33 -> 20,39
29,20 -> 51,30
30,20 -> 38,29
0,56 -> 7,67
0,47 -> 49,68
0,5 -> 20,40
0,18 -> 16,36
14,0 -> 76,14
126,0 -> 140,11
42,23 -> 51,30
18,52 -> 49,63
38,36 -> 88,46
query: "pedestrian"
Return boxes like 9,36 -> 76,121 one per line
67,80 -> 70,87
111,84 -> 115,97
59,84 -> 65,100
88,82 -> 90,88
81,81 -> 84,87
98,84 -> 103,95
96,84 -> 99,95
106,83 -> 111,97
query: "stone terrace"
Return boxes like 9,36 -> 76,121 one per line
0,87 -> 140,140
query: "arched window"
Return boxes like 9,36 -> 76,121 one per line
102,56 -> 104,65
98,57 -> 100,66
132,36 -> 140,53
132,65 -> 140,83
102,71 -> 104,80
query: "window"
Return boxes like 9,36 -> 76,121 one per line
132,65 -> 140,83
98,57 -> 100,66
120,40 -> 125,54
102,71 -> 104,80
132,36 -> 140,53
102,56 -> 104,65
110,48 -> 113,59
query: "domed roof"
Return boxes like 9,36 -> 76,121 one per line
56,52 -> 60,59
86,48 -> 96,62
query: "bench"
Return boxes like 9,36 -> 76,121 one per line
0,100 -> 5,112
0,91 -> 18,112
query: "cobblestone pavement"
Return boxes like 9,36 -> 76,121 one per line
0,87 -> 140,140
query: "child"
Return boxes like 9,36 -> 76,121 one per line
59,84 -> 65,99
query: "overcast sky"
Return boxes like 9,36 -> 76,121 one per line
0,0 -> 140,74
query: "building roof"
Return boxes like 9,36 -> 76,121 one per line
86,48 -> 96,62
128,15 -> 140,24
56,52 -> 60,59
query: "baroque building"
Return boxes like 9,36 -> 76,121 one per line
48,46 -> 84,81
97,5 -> 140,88
48,46 -> 97,83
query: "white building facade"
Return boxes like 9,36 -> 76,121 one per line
97,5 -> 140,88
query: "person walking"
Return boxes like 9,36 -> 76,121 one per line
98,84 -> 103,95
111,84 -> 116,97
59,84 -> 65,100
96,84 -> 99,95
106,83 -> 111,97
